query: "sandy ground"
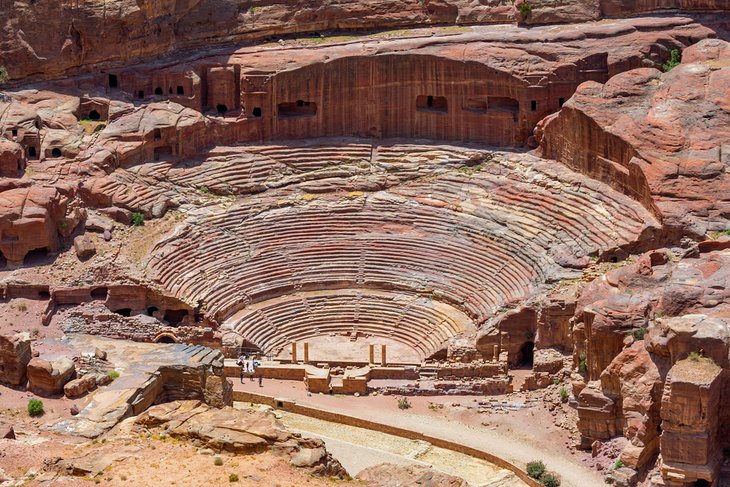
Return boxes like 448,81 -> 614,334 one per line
234,378 -> 608,487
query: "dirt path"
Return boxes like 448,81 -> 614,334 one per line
234,379 -> 607,486
278,410 -> 520,486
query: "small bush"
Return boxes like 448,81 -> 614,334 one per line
527,460 -> 546,479
553,378 -> 559,385
17,302 -> 27,312
229,473 -> 239,482
688,351 -> 701,362
518,1 -> 532,16
131,212 -> 145,226
540,473 -> 561,487
614,458 -> 624,469
578,356 -> 587,373
27,399 -> 44,417
214,456 -> 223,466
559,387 -> 569,402
107,370 -> 120,380
397,397 -> 411,410
0,66 -> 8,85
632,328 -> 647,340
662,49 -> 681,72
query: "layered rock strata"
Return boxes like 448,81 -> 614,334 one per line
538,38 -> 730,236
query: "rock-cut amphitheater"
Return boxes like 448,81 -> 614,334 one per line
0,1 -> 729,486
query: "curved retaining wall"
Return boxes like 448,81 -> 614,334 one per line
233,389 -> 541,487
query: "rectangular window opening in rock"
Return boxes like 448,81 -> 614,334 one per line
416,95 -> 448,113
278,100 -> 318,117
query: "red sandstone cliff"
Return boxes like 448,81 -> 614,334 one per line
3,0 -> 728,84
538,38 -> 730,238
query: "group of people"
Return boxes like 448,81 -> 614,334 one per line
237,353 -> 263,386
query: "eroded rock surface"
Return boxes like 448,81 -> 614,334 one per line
0,332 -> 31,385
539,38 -> 730,237
136,400 -> 348,478
357,463 -> 469,486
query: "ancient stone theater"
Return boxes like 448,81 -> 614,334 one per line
0,1 -> 729,486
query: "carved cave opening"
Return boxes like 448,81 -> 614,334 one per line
278,100 -> 317,117
164,309 -> 187,325
519,341 -> 535,367
417,95 -> 448,113
90,287 -> 108,300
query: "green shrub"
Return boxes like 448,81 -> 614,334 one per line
662,49 -> 681,72
27,399 -> 44,417
397,397 -> 411,410
614,458 -> 624,469
578,353 -> 587,373
107,370 -> 120,380
518,1 -> 532,16
214,456 -> 223,466
0,66 -> 8,85
559,387 -> 569,401
632,328 -> 647,340
540,473 -> 561,487
229,473 -> 239,482
688,351 -> 701,362
526,460 -> 546,479
131,212 -> 145,226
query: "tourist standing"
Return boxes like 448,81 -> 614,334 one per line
237,354 -> 246,384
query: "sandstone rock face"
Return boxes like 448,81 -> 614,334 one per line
27,357 -> 76,395
357,463 -> 469,486
577,341 -> 663,468
0,332 -> 31,385
539,38 -> 730,237
573,248 -> 730,482
0,140 -> 25,176
660,358 -> 725,485
136,400 -> 348,478
0,185 -> 69,265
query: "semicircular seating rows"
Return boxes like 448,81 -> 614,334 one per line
146,143 -> 656,357
224,289 -> 473,361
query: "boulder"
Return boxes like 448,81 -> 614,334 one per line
84,214 -> 114,233
27,357 -> 76,395
94,348 -> 107,361
357,463 -> 469,486
64,374 -> 97,398
0,422 -> 15,439
0,332 -> 32,385
98,207 -> 132,225
73,235 -> 96,259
